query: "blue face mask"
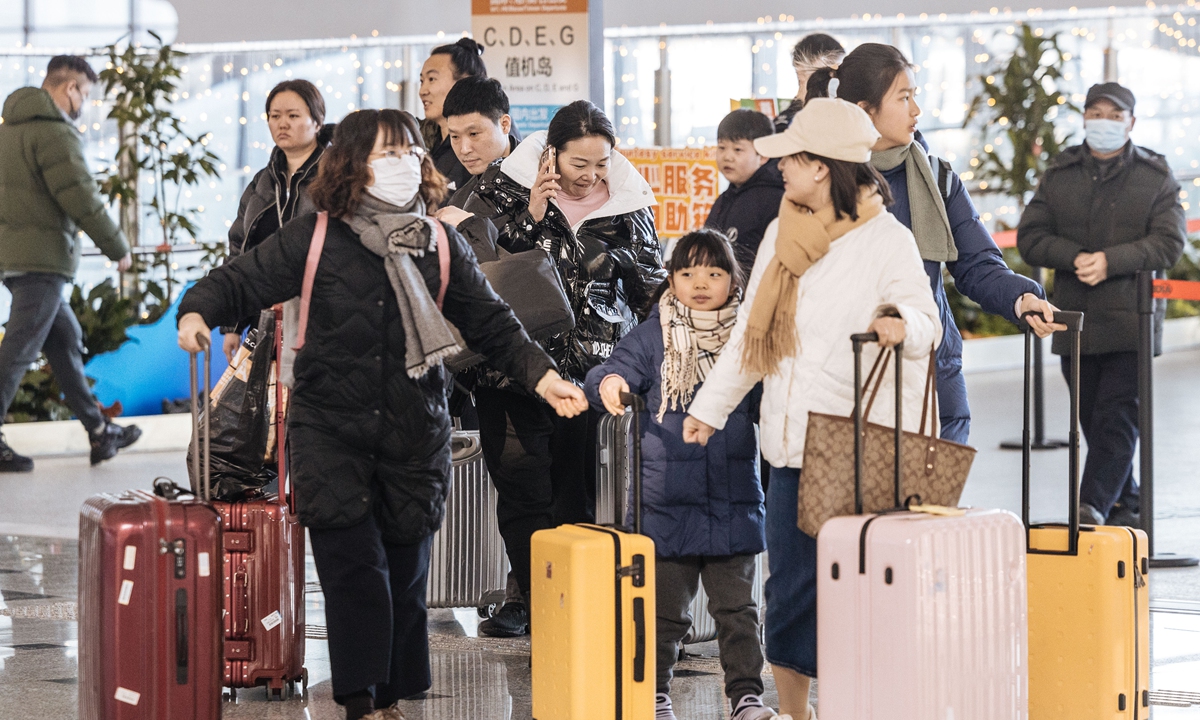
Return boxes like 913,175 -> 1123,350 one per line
1085,118 -> 1130,154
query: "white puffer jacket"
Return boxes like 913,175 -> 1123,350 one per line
688,210 -> 942,469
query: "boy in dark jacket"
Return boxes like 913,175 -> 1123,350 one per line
584,230 -> 770,720
704,109 -> 784,279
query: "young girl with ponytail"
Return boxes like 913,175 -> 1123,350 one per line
805,44 -> 1063,444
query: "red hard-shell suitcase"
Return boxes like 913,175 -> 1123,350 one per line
218,304 -> 307,699
78,340 -> 223,720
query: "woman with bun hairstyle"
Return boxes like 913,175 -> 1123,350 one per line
805,43 -> 1062,443
177,108 -> 586,720
420,38 -> 490,192
683,97 -> 942,719
460,99 -> 666,637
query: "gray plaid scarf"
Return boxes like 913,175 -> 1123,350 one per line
658,289 -> 740,422
347,194 -> 461,378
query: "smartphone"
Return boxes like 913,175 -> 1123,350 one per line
540,145 -> 556,175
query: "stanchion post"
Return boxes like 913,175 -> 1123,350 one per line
1137,270 -> 1198,569
1138,270 -> 1155,557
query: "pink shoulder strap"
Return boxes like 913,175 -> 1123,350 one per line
293,211 -> 328,351
433,219 -> 450,311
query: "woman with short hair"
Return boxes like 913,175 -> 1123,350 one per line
177,108 -> 586,720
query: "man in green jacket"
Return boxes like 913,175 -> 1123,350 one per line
0,55 -> 140,471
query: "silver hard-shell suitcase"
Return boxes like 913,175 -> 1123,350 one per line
425,431 -> 508,613
595,413 -> 763,644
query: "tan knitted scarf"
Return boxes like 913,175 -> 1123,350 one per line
740,188 -> 885,376
658,289 -> 740,422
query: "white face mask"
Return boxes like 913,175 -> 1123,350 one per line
366,152 -> 423,208
1084,118 -> 1130,155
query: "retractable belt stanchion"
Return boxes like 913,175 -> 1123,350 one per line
1001,266 -> 1068,451
1137,270 -> 1199,569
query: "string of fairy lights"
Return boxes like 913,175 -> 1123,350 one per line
3,4 -> 1200,244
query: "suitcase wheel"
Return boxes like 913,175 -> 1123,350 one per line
476,589 -> 507,619
267,682 -> 293,702
224,687 -> 238,703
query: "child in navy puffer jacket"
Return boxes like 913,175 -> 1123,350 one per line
584,230 -> 771,720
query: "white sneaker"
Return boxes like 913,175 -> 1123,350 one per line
731,694 -> 778,720
656,693 -> 678,720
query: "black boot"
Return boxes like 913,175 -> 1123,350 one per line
478,594 -> 529,637
0,434 -> 33,473
89,422 -> 142,466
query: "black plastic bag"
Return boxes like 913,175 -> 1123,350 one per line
187,308 -> 276,500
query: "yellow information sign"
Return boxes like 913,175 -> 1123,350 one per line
618,147 -> 719,239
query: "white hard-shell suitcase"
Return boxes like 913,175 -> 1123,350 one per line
596,413 -> 764,646
816,333 -> 1028,720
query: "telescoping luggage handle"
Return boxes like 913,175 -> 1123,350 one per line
618,391 -> 646,535
850,334 -> 904,514
1020,310 -> 1084,556
273,304 -> 294,512
189,333 -> 213,502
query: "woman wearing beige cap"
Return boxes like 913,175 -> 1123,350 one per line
682,98 -> 941,719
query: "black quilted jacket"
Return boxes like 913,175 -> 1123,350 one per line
179,213 -> 555,542
461,132 -> 666,384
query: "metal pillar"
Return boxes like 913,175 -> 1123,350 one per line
1137,271 -> 1198,568
588,0 -> 604,109
653,38 -> 671,147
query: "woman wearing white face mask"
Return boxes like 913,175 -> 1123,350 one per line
176,109 -> 587,720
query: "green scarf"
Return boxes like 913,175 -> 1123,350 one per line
871,142 -> 957,263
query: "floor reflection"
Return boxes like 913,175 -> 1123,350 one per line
0,527 -> 1197,719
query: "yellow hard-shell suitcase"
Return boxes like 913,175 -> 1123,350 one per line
531,392 -> 656,720
1021,312 -> 1150,719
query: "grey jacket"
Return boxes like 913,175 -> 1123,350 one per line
1017,142 -> 1186,355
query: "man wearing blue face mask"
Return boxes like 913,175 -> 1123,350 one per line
1018,82 -> 1186,527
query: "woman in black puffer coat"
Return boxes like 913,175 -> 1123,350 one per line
177,109 -> 587,720
454,100 -> 666,637
221,79 -> 334,362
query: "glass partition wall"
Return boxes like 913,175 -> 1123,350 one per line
4,5 -> 1200,299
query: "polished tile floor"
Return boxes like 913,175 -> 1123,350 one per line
0,349 -> 1198,719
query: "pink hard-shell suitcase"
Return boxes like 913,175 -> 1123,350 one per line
815,333 -> 1028,720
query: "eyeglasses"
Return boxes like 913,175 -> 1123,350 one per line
369,146 -> 426,162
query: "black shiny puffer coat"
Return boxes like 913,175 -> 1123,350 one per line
179,213 -> 556,543
463,131 -> 666,383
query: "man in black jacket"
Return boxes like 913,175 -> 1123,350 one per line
433,76 -> 519,257
431,76 -> 529,637
704,110 -> 784,279
1018,82 -> 1186,527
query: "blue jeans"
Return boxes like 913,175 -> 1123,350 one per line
0,274 -> 104,431
763,466 -> 817,677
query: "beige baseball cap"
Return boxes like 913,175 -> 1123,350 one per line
753,97 -> 881,162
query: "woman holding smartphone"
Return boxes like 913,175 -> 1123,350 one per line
455,100 -> 665,637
